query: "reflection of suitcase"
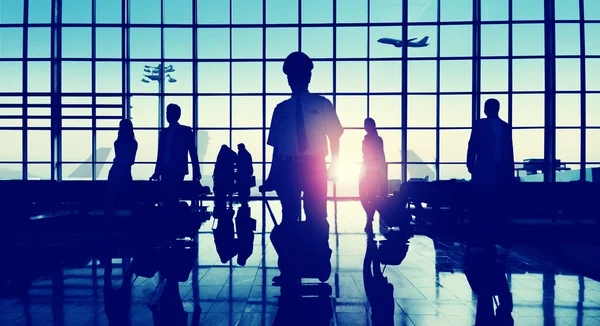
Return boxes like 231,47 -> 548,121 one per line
265,200 -> 331,282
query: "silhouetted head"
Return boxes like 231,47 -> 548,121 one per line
118,119 -> 135,140
484,98 -> 500,119
283,52 -> 313,94
364,118 -> 377,134
237,143 -> 246,152
166,103 -> 181,124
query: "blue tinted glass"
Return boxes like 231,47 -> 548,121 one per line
481,24 -> 508,57
62,0 -> 91,23
0,28 -> 23,58
337,0 -> 368,23
584,0 -> 600,20
62,28 -> 92,58
198,0 -> 230,24
61,61 -> 92,93
164,28 -> 192,58
555,0 -> 580,20
407,26 -> 437,58
337,27 -> 367,58
197,62 -> 230,93
481,0 -> 508,21
480,60 -> 508,92
130,0 -> 161,24
197,28 -> 229,59
513,0 -> 544,21
302,0 -> 332,23
232,28 -> 262,59
512,24 -> 544,56
232,0 -> 262,24
555,24 -> 580,56
96,28 -> 122,58
267,0 -> 297,24
130,28 -> 161,59
512,59 -> 545,91
370,0 -> 402,23
165,0 -> 192,24
440,60 -> 472,92
371,61 -> 402,93
0,0 -> 24,24
28,0 -> 51,24
440,0 -> 472,22
266,28 -> 298,59
370,26 -> 403,58
302,28 -> 333,59
440,25 -> 472,57
585,24 -> 600,55
587,59 -> 600,91
407,60 -> 435,93
96,0 -> 121,23
408,0 -> 438,23
28,61 -> 51,92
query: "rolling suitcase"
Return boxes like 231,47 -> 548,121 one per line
264,200 -> 332,282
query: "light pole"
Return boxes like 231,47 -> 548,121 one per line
141,64 -> 177,128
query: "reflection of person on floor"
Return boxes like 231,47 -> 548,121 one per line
105,119 -> 138,234
467,99 -> 514,247
235,143 -> 254,207
464,246 -> 514,326
359,118 -> 387,234
363,240 -> 394,326
103,256 -> 133,326
213,145 -> 236,213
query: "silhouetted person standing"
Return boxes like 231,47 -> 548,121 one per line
213,145 -> 236,213
359,118 -> 387,234
264,51 -> 343,235
150,103 -> 201,189
235,143 -> 254,207
106,119 -> 138,233
467,98 -> 514,247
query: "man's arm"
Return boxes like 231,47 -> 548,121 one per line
466,123 -> 478,174
188,128 -> 201,180
150,132 -> 163,180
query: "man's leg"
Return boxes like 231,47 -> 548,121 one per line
302,158 -> 329,239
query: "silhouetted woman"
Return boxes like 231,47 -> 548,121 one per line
105,119 -> 138,232
213,145 -> 237,214
359,118 -> 387,233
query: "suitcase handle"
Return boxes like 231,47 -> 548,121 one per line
261,190 -> 279,226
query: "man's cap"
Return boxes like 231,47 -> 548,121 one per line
283,51 -> 314,75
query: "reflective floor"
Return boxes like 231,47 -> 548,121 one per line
1,201 -> 600,326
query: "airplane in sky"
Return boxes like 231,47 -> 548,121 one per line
377,36 -> 429,48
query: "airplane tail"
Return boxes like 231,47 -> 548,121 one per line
68,147 -> 112,179
417,36 -> 429,45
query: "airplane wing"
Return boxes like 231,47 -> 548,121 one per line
407,38 -> 417,42
68,147 -> 113,179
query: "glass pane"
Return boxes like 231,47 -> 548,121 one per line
556,59 -> 580,91
311,62 -> 333,94
371,61 -> 402,93
481,60 -> 508,92
408,95 -> 435,127
62,61 -> 91,93
587,129 -> 600,162
369,96 -> 401,128
96,62 -> 122,93
28,0 -> 51,24
0,62 -> 22,93
163,96 -> 193,127
130,96 -> 159,127
513,59 -> 545,92
336,62 -> 367,93
556,94 -> 581,127
232,96 -> 262,127
378,130 -> 401,162
440,25 -> 473,57
267,28 -> 298,59
481,0 -> 508,21
513,129 -> 544,162
440,129 -> 470,162
266,62 -> 288,93
27,164 -> 51,180
232,130 -> 262,163
587,94 -> 600,127
232,28 -> 262,59
165,0 -> 192,24
512,0 -> 544,21
62,28 -> 92,58
440,61 -> 472,93
134,130 -> 159,163
481,24 -> 508,57
408,130 -> 436,163
302,28 -> 333,59
62,0 -> 91,23
232,62 -> 262,94
370,0 -> 402,23
165,62 -> 192,94
586,59 -> 600,91
555,0 -> 580,20
512,94 -> 544,127
201,130 -> 230,163
27,130 -> 50,162
198,0 -> 230,24
513,24 -> 545,56
302,0 -> 333,23
1,0 -> 24,24
555,24 -> 580,56
337,0 -> 368,23
96,28 -> 122,58
370,26 -> 403,59
0,130 -> 22,161
0,28 -> 23,58
96,0 -> 121,24
584,0 -> 600,20
28,61 -> 51,93
198,28 -> 229,59
28,27 -> 51,58
62,131 -> 92,162
130,0 -> 161,24
440,95 -> 471,128
164,28 -> 192,59
337,27 -> 367,58
556,129 -> 580,163
439,164 -> 470,181
408,60 -> 435,93
232,0 -> 262,24
408,0 -> 438,23
339,129 -> 363,164
585,24 -> 600,55
198,62 -> 229,93
267,0 -> 297,24
440,0 -> 472,22
337,96 -> 366,128
198,96 -> 229,128
130,28 -> 161,59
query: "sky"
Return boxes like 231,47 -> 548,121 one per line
1,0 -> 600,193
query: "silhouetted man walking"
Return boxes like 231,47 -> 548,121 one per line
264,51 -> 343,235
467,98 -> 514,247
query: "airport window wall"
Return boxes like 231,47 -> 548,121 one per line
0,0 -> 599,197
